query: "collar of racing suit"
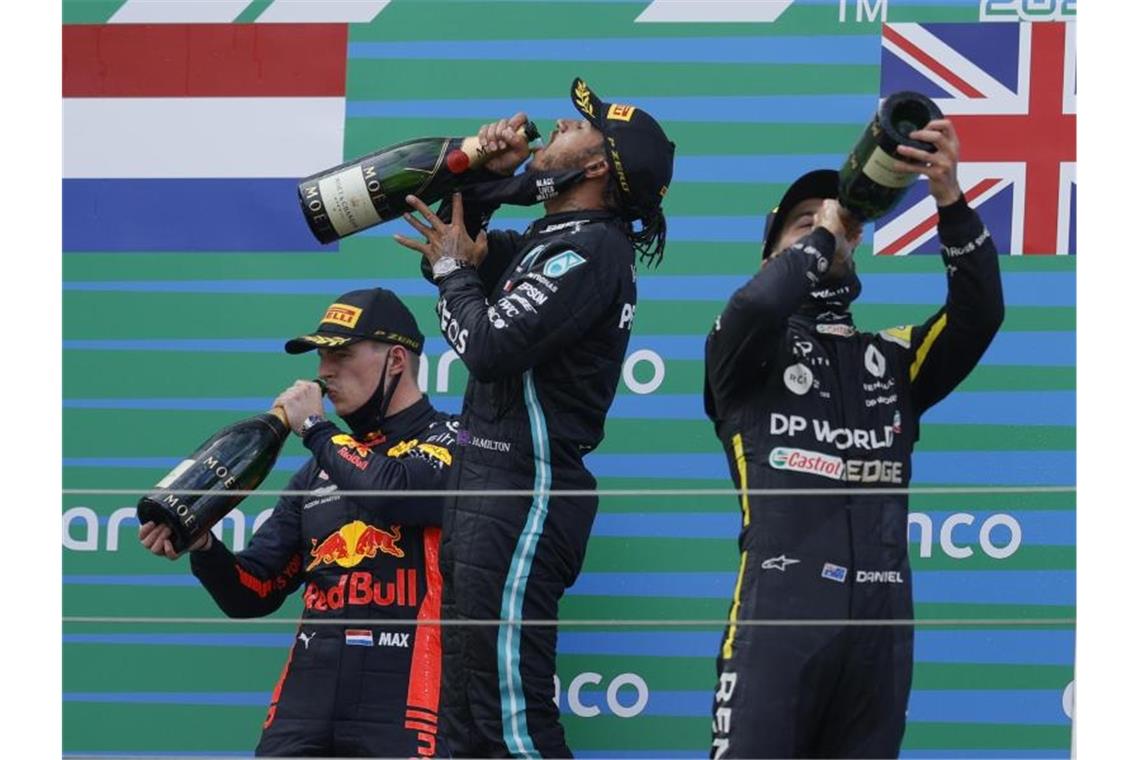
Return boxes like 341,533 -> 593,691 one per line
790,266 -> 863,332
523,208 -> 621,238
341,393 -> 435,443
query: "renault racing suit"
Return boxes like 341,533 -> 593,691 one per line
703,197 -> 1003,758
426,204 -> 637,756
189,397 -> 457,758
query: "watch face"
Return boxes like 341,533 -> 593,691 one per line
434,258 -> 462,279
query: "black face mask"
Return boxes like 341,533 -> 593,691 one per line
341,349 -> 403,437
460,167 -> 586,208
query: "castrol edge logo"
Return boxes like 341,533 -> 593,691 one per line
769,447 -> 845,480
321,303 -> 362,329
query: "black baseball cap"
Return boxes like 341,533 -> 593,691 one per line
570,77 -> 675,218
285,288 -> 425,355
762,169 -> 839,259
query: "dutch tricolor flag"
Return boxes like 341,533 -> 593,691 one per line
344,629 -> 374,647
63,19 -> 352,252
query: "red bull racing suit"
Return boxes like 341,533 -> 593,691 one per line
189,397 -> 457,757
426,207 -> 638,756
703,198 -> 1004,758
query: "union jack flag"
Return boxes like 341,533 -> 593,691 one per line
874,22 -> 1076,256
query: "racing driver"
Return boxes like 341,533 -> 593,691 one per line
703,119 -> 1004,758
394,78 -> 675,756
139,288 -> 457,758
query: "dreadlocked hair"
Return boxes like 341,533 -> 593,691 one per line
629,209 -> 667,268
602,174 -> 668,268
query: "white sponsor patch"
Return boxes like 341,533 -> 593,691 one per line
769,447 -> 844,480
817,323 -> 855,337
783,364 -> 813,395
864,344 -> 887,378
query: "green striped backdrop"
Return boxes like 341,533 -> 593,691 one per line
63,1 -> 1075,756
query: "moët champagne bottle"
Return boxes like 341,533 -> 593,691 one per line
136,381 -> 325,554
838,91 -> 944,221
299,122 -> 542,244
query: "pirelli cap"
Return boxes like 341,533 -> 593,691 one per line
762,169 -> 839,260
570,77 -> 675,218
285,288 -> 425,355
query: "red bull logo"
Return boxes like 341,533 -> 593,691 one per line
332,433 -> 373,471
331,433 -> 372,458
304,568 -> 418,611
307,521 -> 404,571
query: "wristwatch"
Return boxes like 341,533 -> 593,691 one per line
300,414 -> 326,436
432,256 -> 470,282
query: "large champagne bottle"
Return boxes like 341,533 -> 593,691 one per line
838,91 -> 944,221
299,122 -> 542,244
136,382 -> 324,554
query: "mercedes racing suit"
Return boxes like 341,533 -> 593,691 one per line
189,397 -> 457,758
428,205 -> 637,756
703,197 -> 1003,758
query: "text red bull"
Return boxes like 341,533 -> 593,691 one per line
303,569 -> 418,610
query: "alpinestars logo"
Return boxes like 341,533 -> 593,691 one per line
761,555 -> 800,572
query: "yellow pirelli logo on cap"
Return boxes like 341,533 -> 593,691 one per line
321,304 -> 362,329
607,104 -> 637,122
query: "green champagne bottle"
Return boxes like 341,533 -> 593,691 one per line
299,122 -> 542,244
837,91 -> 944,221
136,381 -> 325,554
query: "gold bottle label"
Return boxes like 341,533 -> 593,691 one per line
861,146 -> 915,189
318,166 -> 383,237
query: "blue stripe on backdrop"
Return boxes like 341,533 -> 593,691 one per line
593,689 -> 1069,724
900,754 -> 1070,759
61,449 -> 1076,485
61,331 -> 1076,366
585,451 -> 1075,484
583,754 -> 1073,760
62,390 -> 1076,426
357,212 -> 772,242
86,510 -> 1074,546
590,510 -> 1074,545
347,37 -> 881,64
60,688 -> 1069,726
415,0 -> 980,4
62,272 -> 1076,307
64,630 -> 1073,665
562,570 -> 1075,605
62,569 -> 1074,606
60,754 -> 250,759
55,752 -> 1073,760
559,630 -> 1075,665
347,98 -> 873,124
63,179 -> 328,253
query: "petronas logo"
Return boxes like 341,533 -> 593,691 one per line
543,250 -> 587,279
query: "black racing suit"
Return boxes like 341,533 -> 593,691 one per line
703,198 -> 1003,758
189,398 -> 458,758
426,200 -> 637,756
